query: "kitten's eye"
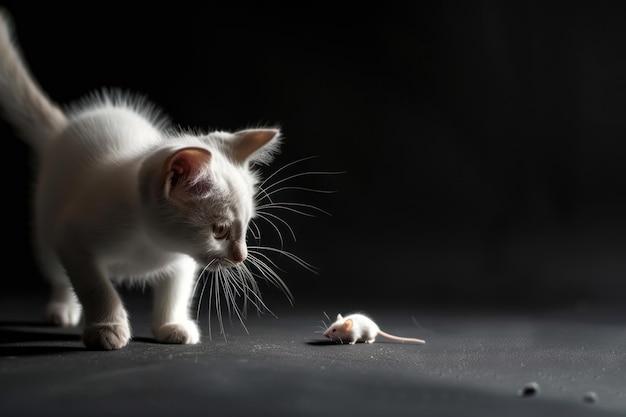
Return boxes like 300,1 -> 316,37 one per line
213,224 -> 230,240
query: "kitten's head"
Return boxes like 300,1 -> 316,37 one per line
139,128 -> 281,269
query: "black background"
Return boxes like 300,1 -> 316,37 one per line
3,2 -> 626,312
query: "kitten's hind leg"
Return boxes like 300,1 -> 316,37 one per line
38,253 -> 82,327
45,281 -> 82,327
151,257 -> 200,345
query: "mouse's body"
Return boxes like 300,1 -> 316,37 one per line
323,313 -> 426,345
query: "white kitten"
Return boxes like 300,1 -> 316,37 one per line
0,10 -> 284,350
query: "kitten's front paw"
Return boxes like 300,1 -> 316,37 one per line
45,301 -> 82,327
153,320 -> 200,345
83,322 -> 131,350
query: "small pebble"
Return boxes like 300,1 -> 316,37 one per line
583,391 -> 598,404
517,382 -> 541,398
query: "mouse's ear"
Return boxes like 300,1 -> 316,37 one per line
336,314 -> 343,321
343,319 -> 353,331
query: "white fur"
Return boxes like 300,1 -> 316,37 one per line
0,9 -> 281,350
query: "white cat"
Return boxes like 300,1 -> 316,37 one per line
0,10 -> 287,350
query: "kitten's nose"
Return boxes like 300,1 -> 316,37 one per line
230,244 -> 247,264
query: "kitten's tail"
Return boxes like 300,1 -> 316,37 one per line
0,9 -> 67,152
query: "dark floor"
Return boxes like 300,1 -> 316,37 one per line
1,289 -> 625,417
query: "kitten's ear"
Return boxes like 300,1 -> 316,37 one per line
229,128 -> 281,165
163,147 -> 213,201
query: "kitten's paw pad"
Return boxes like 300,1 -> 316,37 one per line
154,321 -> 200,344
83,322 -> 131,350
45,302 -> 82,327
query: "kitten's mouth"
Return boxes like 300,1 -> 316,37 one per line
201,257 -> 237,271
199,257 -> 221,271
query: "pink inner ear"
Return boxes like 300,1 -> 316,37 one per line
164,147 -> 212,199
343,319 -> 353,331
168,148 -> 211,180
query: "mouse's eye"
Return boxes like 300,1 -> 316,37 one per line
213,224 -> 230,240
332,329 -> 336,332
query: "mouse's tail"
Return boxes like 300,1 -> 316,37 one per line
378,330 -> 426,344
0,8 -> 67,153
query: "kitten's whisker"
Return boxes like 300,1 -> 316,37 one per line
195,274 -> 209,323
214,270 -> 226,340
216,262 -> 276,319
221,268 -> 249,334
203,258 -> 219,273
255,212 -> 291,244
260,170 -> 346,196
223,269 -> 248,333
260,186 -> 338,201
258,155 -> 321,190
246,254 -> 289,299
207,272 -> 215,341
192,258 -> 218,299
216,264 -> 272,319
249,261 -> 291,305
229,279 -> 264,315
224,264 -> 253,297
239,263 -> 278,318
220,272 -> 235,325
246,254 -> 294,305
225,269 -> 247,318
237,266 -> 261,317
254,185 -> 275,207
248,219 -> 262,241
248,246 -> 318,274
248,249 -> 287,273
220,262 -> 243,298
257,202 -> 332,217
192,259 -> 220,324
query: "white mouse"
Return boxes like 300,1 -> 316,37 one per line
323,313 -> 426,345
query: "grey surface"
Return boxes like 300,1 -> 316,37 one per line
1,291 -> 625,417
